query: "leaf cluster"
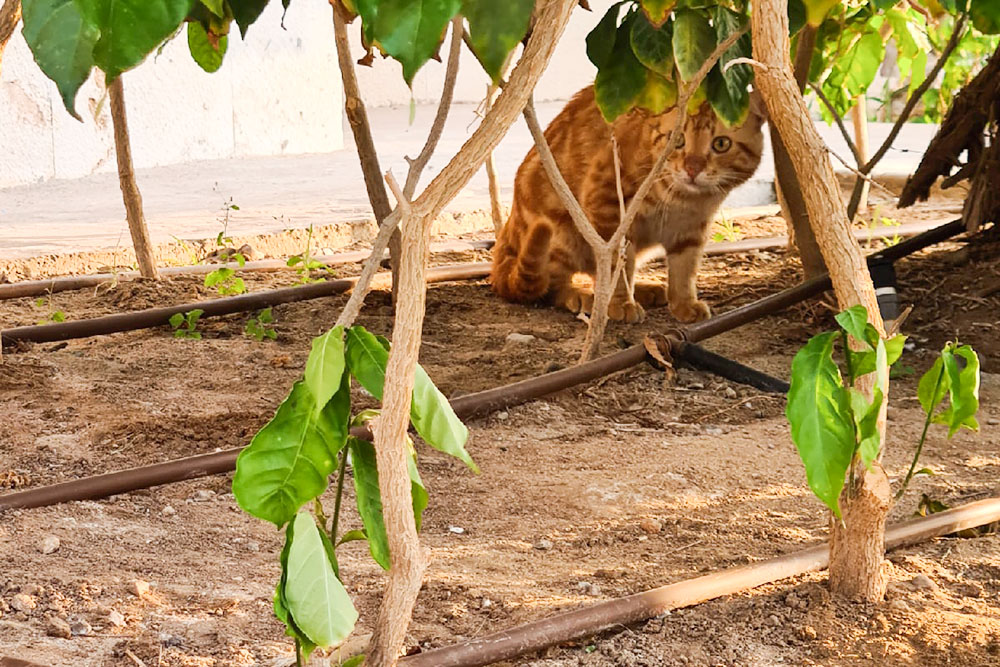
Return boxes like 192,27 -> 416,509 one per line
231,324 -> 475,658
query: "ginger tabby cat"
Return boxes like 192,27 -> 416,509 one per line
492,86 -> 766,323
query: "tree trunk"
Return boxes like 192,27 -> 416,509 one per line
108,77 -> 159,280
366,183 -> 430,667
331,2 -> 398,300
753,0 -> 891,602
772,23 -> 827,278
0,0 -> 22,78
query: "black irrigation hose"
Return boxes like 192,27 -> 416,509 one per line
0,219 -> 968,511
675,341 -> 790,393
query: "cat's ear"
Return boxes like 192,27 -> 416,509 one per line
748,86 -> 768,123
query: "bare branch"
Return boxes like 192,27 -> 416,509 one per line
403,16 -> 464,199
825,146 -> 898,198
809,82 -> 863,164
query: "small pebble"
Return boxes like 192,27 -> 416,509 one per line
703,425 -> 723,436
246,540 -> 261,552
639,518 -> 661,534
10,594 -> 36,613
47,616 -> 72,638
724,386 -> 737,399
108,609 -> 126,627
768,614 -> 782,626
576,581 -> 601,596
800,625 -> 817,640
191,489 -> 215,502
480,598 -> 493,610
688,382 -> 706,390
784,592 -> 799,608
38,535 -> 60,554
160,633 -> 182,648
161,505 -> 176,516
496,411 -> 509,421
448,526 -> 465,534
988,418 -> 999,426
534,539 -> 553,551
909,574 -> 938,591
505,333 -> 536,345
70,620 -> 91,636
130,580 -> 151,598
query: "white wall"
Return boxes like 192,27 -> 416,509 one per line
349,1 -> 612,107
0,0 -> 344,189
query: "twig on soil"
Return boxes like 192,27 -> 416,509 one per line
808,82 -> 863,165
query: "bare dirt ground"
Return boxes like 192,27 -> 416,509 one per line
1,199 -> 999,667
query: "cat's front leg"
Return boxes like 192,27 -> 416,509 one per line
667,240 -> 711,323
608,242 -> 645,323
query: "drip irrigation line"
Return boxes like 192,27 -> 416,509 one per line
0,263 -> 491,349
0,218 -> 949,303
674,340 -> 789,393
0,239 -> 496,301
399,496 -> 1000,667
0,219 -> 967,512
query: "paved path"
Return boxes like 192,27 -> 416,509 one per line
0,102 -> 936,259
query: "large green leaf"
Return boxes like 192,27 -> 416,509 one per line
972,0 -> 1000,34
672,8 -> 714,82
705,6 -> 751,126
305,326 -> 347,411
187,21 -> 227,73
586,1 -> 624,69
803,0 -> 839,26
788,0 -> 807,35
231,0 -> 270,37
349,437 -> 391,570
354,0 -> 461,85
834,305 -> 873,347
76,0 -> 196,81
936,345 -> 981,436
636,69 -> 678,114
595,17 -> 647,121
21,0 -> 99,119
917,356 -> 949,415
233,378 -> 351,527
640,0 -> 675,27
630,12 -> 673,77
411,364 -> 477,472
284,512 -> 359,650
462,0 -> 533,83
407,444 -> 429,532
346,326 -> 476,471
849,387 -> 883,469
274,517 -> 318,659
786,331 -> 855,518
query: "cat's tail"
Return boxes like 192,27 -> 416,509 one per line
492,221 -> 552,303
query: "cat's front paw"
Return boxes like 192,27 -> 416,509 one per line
670,299 -> 711,323
610,300 -> 645,323
634,281 -> 668,308
562,289 -> 594,316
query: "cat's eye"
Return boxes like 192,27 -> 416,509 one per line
712,136 -> 732,153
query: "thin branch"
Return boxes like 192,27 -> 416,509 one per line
847,11 -> 969,218
825,145 -> 898,198
403,16 -> 463,199
809,82 -> 863,164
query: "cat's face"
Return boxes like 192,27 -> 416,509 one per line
648,100 -> 765,199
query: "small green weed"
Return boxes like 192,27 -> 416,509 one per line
287,224 -> 330,284
245,307 -> 277,342
169,309 -> 204,339
34,296 -> 66,325
711,212 -> 742,243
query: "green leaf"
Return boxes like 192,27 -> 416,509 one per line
337,529 -> 368,546
937,345 -> 981,436
630,12 -> 673,77
200,0 -> 226,17
594,18 -> 648,121
586,1 -> 623,69
803,0 -> 839,26
914,467 -> 936,476
77,0 -> 196,81
462,0 -> 533,83
707,5 -> 752,127
635,69 -> 678,114
411,364 -> 477,472
786,331 -> 855,518
885,334 -> 907,367
21,0 -> 99,119
349,437 -> 391,570
168,312 -> 185,328
640,0 -> 675,27
342,657 -> 366,667
788,0 -> 807,35
849,387 -> 883,469
355,0 -> 462,85
233,378 -> 351,527
188,21 -> 227,72
284,511 -> 359,650
972,0 -> 1000,34
274,517 -> 318,659
305,326 -> 347,411
834,305 -> 874,348
346,327 -> 476,472
672,8 -> 714,83
407,443 -> 429,532
917,357 -> 949,415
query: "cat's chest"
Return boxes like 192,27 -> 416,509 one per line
632,196 -> 719,249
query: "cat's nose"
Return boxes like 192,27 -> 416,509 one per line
683,155 -> 707,179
